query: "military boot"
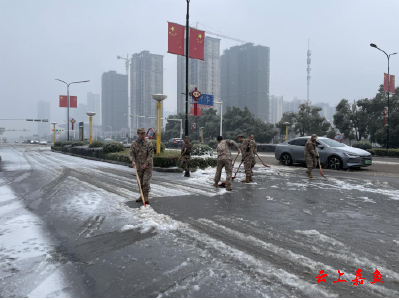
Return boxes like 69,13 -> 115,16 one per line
144,192 -> 150,204
213,181 -> 219,188
184,170 -> 190,177
241,176 -> 250,183
135,195 -> 143,202
306,171 -> 313,179
226,183 -> 232,191
249,176 -> 253,182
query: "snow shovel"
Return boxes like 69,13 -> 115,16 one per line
316,148 -> 327,180
256,154 -> 271,168
176,149 -> 187,166
133,165 -> 146,207
232,153 -> 239,166
220,159 -> 244,187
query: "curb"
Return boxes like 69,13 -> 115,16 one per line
51,150 -> 193,173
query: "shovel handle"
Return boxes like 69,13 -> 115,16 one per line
133,164 -> 146,207
256,153 -> 270,168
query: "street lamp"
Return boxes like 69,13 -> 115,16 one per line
166,118 -> 183,139
370,43 -> 397,149
283,122 -> 290,141
118,55 -> 131,138
214,101 -> 223,136
51,122 -> 58,143
86,112 -> 96,143
152,94 -> 167,155
55,79 -> 90,141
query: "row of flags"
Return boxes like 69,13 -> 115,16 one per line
167,22 -> 205,60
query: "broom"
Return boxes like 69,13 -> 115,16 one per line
133,165 -> 146,207
316,148 -> 327,180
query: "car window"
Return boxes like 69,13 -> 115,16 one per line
319,139 -> 346,147
293,139 -> 307,146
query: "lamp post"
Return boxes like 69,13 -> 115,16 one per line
86,112 -> 96,143
152,94 -> 167,155
117,55 -> 131,138
283,122 -> 290,141
51,122 -> 57,143
370,43 -> 397,149
167,119 -> 183,139
55,79 -> 90,141
214,101 -> 223,136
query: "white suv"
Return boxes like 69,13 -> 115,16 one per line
39,140 -> 47,145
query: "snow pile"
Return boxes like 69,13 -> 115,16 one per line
121,206 -> 184,234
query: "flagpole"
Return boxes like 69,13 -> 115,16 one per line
185,0 -> 190,137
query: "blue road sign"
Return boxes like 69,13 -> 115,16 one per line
191,94 -> 214,107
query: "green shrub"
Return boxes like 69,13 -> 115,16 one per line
191,140 -> 201,145
61,141 -> 72,147
54,141 -> 63,147
102,152 -> 131,163
71,141 -> 87,147
208,140 -> 218,149
51,146 -> 62,151
192,144 -> 213,156
102,141 -> 125,154
371,148 -> 399,157
89,141 -> 105,148
153,156 -> 179,168
151,140 -> 165,153
352,140 -> 372,150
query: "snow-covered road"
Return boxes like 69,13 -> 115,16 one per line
0,144 -> 398,297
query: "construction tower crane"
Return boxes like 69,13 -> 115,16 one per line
195,22 -> 248,44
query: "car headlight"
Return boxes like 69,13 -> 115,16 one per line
343,152 -> 359,157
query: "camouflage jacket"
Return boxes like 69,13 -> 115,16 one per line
240,139 -> 257,158
304,138 -> 317,158
217,139 -> 239,161
250,139 -> 258,155
181,143 -> 193,156
129,139 -> 154,168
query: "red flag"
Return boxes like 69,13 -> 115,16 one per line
190,105 -> 202,116
189,28 -> 205,60
390,75 -> 395,93
168,22 -> 185,56
384,73 -> 389,92
59,95 -> 67,107
70,96 -> 77,108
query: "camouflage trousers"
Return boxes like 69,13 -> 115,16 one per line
136,166 -> 153,193
243,155 -> 253,176
306,156 -> 317,172
251,155 -> 256,168
181,156 -> 190,171
215,159 -> 233,185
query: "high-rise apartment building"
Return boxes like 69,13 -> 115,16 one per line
101,70 -> 128,133
269,95 -> 284,124
130,51 -> 163,131
87,92 -> 101,126
177,36 -> 221,115
37,101 -> 50,139
283,97 -> 305,113
315,102 -> 334,122
221,43 -> 270,121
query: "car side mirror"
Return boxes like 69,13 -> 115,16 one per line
317,145 -> 324,149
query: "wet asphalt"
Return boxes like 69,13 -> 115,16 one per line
0,144 -> 398,297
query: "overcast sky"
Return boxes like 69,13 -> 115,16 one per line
1,0 -> 399,137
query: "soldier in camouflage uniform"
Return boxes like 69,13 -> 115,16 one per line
249,134 -> 257,175
304,134 -> 319,178
129,128 -> 154,204
214,136 -> 241,191
181,136 -> 193,177
237,135 -> 255,183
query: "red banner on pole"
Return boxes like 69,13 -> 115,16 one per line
190,105 -> 202,116
384,73 -> 389,92
70,96 -> 77,108
59,95 -> 77,108
168,22 -> 185,56
189,28 -> 205,60
390,75 -> 395,93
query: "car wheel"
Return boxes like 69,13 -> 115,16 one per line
328,156 -> 342,170
280,153 -> 293,166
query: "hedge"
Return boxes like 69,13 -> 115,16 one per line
151,140 -> 165,153
54,141 -> 63,147
71,141 -> 87,147
102,141 -> 125,154
89,141 -> 105,148
352,140 -> 372,150
208,140 -> 218,149
191,140 -> 201,145
369,148 -> 399,157
192,144 -> 213,156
